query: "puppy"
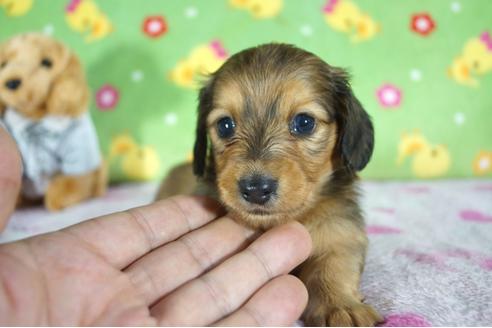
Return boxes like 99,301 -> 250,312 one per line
157,43 -> 381,326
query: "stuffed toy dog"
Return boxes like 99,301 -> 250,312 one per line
0,33 -> 107,211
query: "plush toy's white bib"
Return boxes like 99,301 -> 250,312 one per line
0,108 -> 102,199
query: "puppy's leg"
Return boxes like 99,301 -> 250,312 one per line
299,240 -> 382,326
45,170 -> 101,211
155,163 -> 197,200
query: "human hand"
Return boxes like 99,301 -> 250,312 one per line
0,125 -> 21,231
0,195 -> 312,326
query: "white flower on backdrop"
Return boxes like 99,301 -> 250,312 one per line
185,6 -> 198,19
409,69 -> 422,82
131,70 -> 144,82
163,112 -> 178,126
43,24 -> 54,36
300,24 -> 314,37
451,1 -> 462,13
454,112 -> 465,126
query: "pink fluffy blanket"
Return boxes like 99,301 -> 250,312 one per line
362,180 -> 492,326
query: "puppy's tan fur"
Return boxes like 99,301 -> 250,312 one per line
0,33 -> 107,211
157,44 -> 380,326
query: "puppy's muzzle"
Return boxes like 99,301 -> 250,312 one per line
5,78 -> 22,91
238,174 -> 278,205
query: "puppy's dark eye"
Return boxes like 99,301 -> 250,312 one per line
290,113 -> 315,135
0,61 -> 7,69
216,116 -> 236,139
41,58 -> 53,68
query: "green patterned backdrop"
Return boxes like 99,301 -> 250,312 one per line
1,0 -> 491,181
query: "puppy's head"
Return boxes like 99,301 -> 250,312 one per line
194,44 -> 374,228
0,33 -> 88,119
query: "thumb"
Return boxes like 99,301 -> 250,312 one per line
0,126 -> 21,232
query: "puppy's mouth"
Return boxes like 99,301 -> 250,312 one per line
247,208 -> 273,216
238,194 -> 279,217
224,201 -> 307,229
225,197 -> 278,218
234,201 -> 302,218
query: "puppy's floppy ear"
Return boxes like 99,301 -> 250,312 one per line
0,96 -> 5,116
0,98 -> 5,117
45,49 -> 89,117
193,78 -> 215,177
333,69 -> 374,171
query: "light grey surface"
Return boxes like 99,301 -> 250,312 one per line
0,182 -> 158,243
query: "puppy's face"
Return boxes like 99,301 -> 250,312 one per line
194,44 -> 374,228
0,34 -> 70,116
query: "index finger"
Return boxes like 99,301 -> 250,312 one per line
151,221 -> 312,326
62,195 -> 223,268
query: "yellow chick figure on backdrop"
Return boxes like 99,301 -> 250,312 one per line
448,31 -> 492,87
109,134 -> 160,181
0,0 -> 33,16
397,131 -> 451,178
122,146 -> 160,181
65,0 -> 113,42
473,151 -> 492,175
322,0 -> 380,42
170,41 -> 228,88
229,0 -> 283,19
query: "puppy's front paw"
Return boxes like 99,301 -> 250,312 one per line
305,300 -> 382,327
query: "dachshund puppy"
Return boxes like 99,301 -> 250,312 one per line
157,43 -> 381,326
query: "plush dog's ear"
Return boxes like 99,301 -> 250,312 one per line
46,50 -> 89,117
193,79 -> 215,177
333,70 -> 374,171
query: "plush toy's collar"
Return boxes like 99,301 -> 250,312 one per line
4,107 -> 77,134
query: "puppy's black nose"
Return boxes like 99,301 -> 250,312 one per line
5,79 -> 21,90
238,175 -> 278,205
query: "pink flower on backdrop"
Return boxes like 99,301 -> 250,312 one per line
96,84 -> 119,110
380,313 -> 432,327
376,84 -> 402,108
142,15 -> 167,38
